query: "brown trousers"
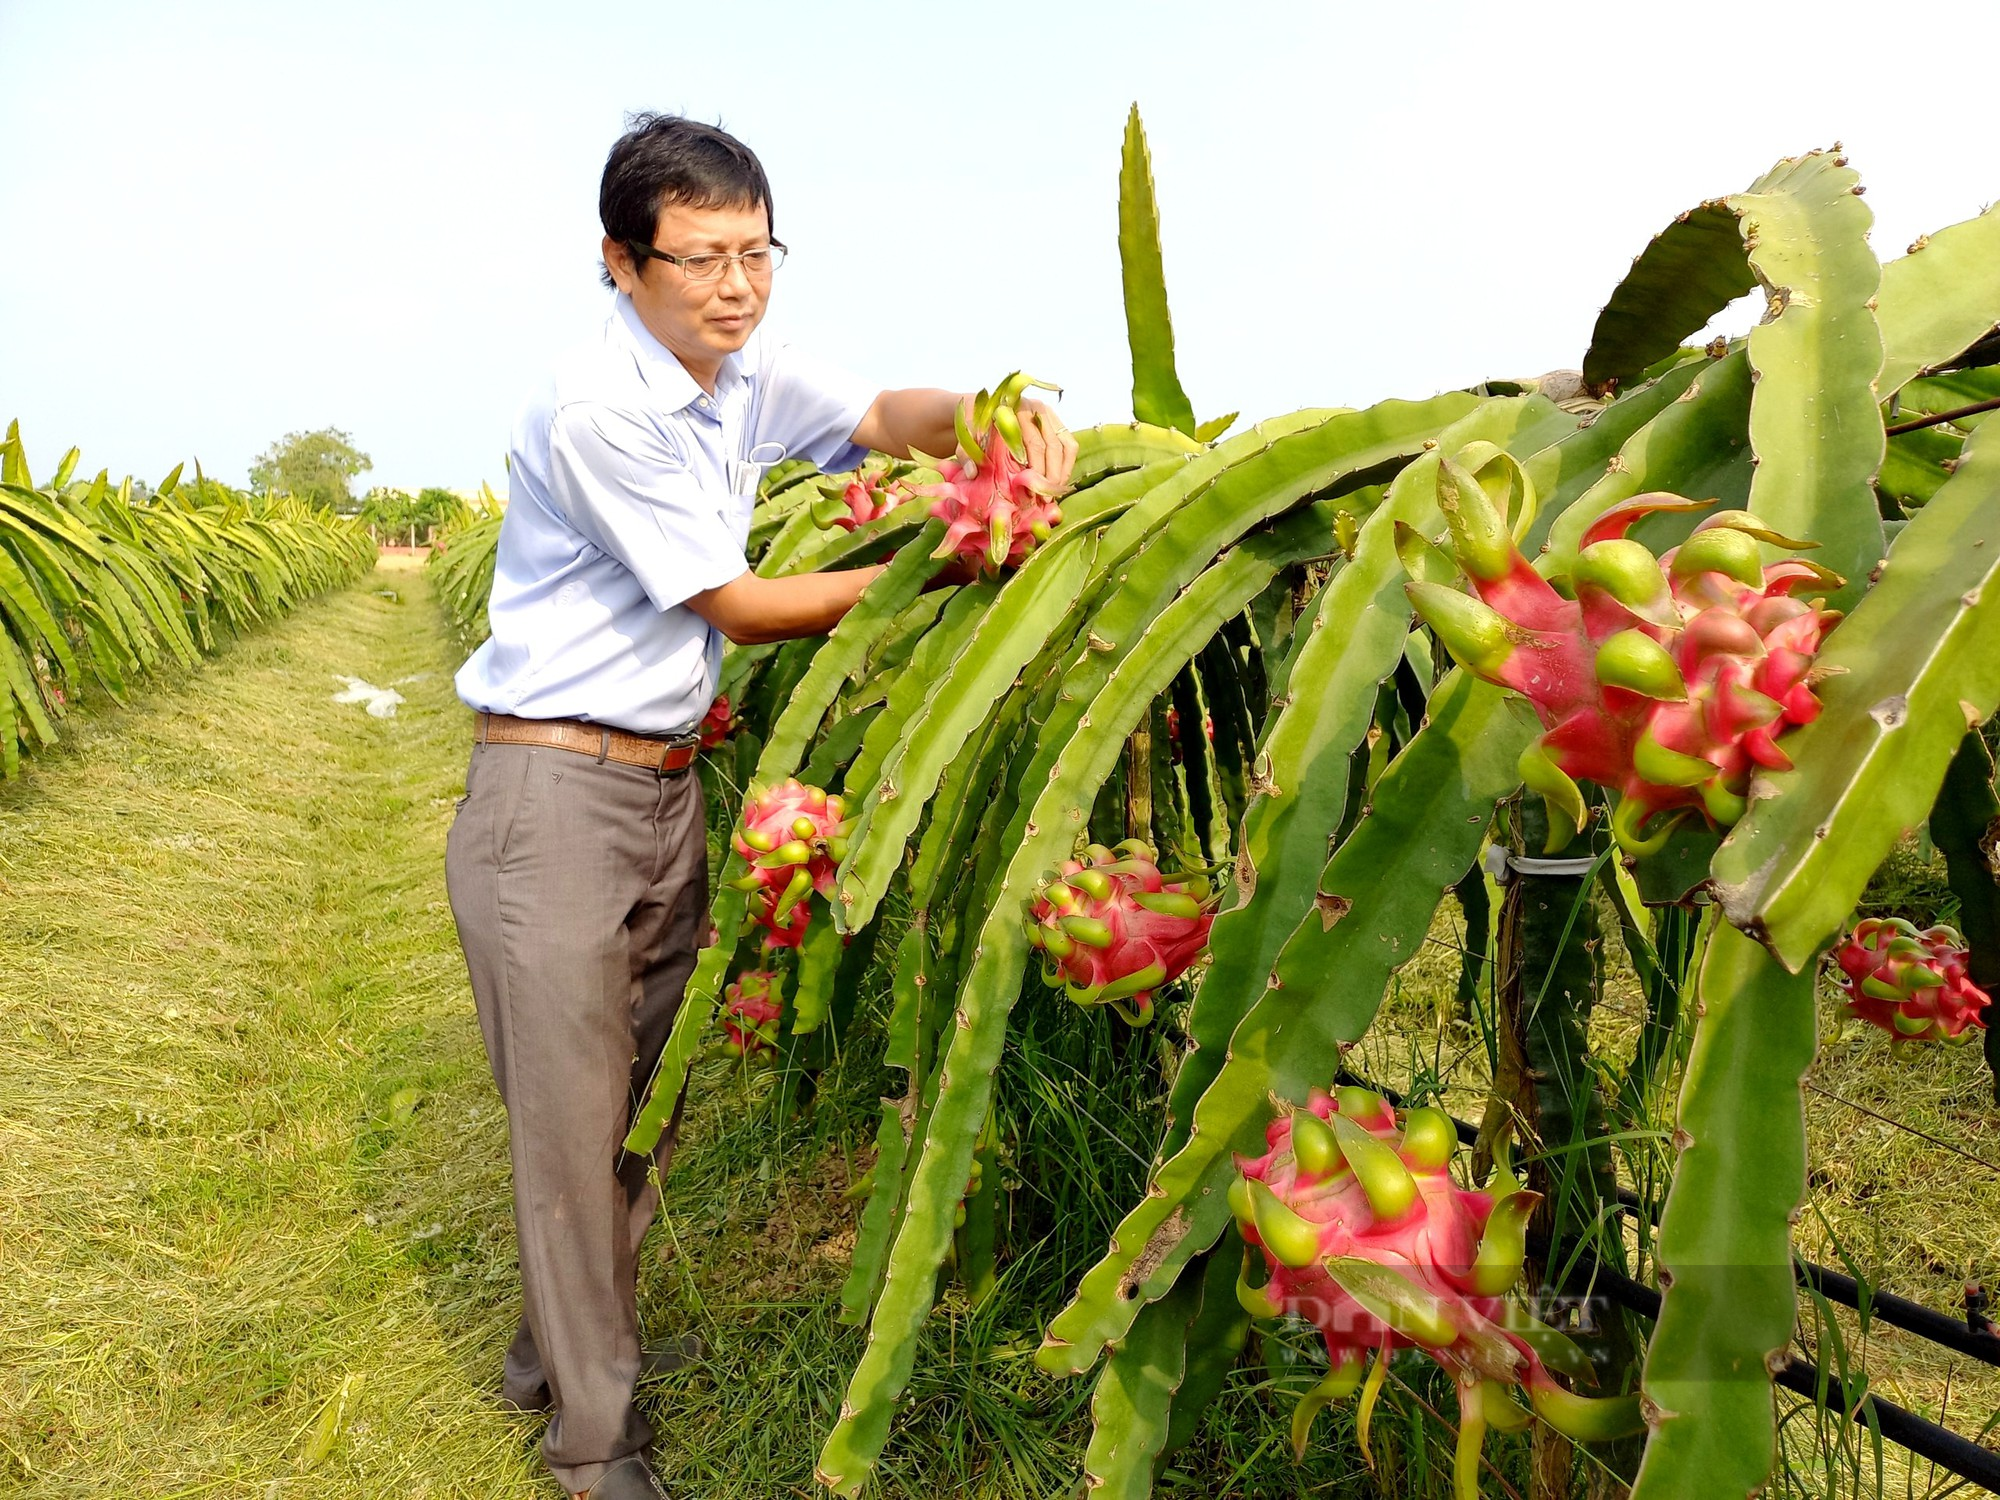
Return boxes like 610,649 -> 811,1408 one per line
444,740 -> 705,1494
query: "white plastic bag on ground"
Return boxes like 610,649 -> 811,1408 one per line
332,676 -> 405,718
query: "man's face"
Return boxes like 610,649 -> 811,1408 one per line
604,197 -> 773,382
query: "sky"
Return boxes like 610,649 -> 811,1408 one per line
4,0 -> 1997,495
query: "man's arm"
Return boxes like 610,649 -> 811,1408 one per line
685,565 -> 886,646
849,388 -> 960,460
688,386 -> 1079,647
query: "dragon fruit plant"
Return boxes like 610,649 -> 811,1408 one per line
698,693 -> 737,749
726,779 -> 850,949
1233,1085 -> 1642,1497
1024,838 -> 1219,1025
622,126 -> 2000,1500
718,969 -> 783,1061
918,372 -> 1068,577
1403,448 -> 1841,854
1833,917 -> 1991,1043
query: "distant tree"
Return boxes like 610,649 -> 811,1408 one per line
415,487 -> 463,526
358,486 -> 416,530
356,484 -> 475,543
248,427 -> 372,510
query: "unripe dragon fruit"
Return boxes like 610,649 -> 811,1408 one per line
1402,445 -> 1842,854
1834,917 -> 1990,1042
918,372 -> 1066,577
1234,1086 -> 1641,1493
726,779 -> 850,948
1024,838 -> 1218,1025
718,969 -> 782,1060
953,1156 -> 983,1230
698,693 -> 737,749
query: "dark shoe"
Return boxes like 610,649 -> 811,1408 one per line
638,1333 -> 705,1381
572,1453 -> 669,1500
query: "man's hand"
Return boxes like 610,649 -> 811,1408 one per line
853,388 -> 1079,494
1011,397 -> 1079,493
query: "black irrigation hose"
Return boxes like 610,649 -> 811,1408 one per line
1335,1071 -> 2000,1366
1557,1255 -> 2000,1493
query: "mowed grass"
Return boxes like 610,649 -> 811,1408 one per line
0,560 -> 547,1495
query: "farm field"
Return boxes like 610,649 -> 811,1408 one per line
1,560 -> 1994,1497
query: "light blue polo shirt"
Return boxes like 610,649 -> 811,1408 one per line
455,293 -> 877,735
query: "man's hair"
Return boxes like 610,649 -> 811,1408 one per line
598,113 -> 774,288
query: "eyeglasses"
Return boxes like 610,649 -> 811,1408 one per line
628,241 -> 787,281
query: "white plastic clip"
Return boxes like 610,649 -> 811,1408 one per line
1483,846 -> 1598,883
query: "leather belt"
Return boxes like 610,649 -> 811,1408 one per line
475,712 -> 700,775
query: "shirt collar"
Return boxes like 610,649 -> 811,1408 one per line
611,292 -> 748,413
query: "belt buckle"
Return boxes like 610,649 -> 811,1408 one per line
660,730 -> 700,777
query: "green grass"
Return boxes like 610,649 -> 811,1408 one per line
3,562 -> 1995,1498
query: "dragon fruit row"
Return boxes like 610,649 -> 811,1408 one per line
1025,838 -> 1218,1025
718,969 -> 783,1061
1834,917 -> 1990,1042
1234,1086 -> 1641,1492
1403,446 -> 1841,854
920,372 -> 1066,578
726,778 -> 849,949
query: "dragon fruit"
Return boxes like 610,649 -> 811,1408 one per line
1402,445 -> 1842,854
698,694 -> 737,749
953,1156 -> 983,1230
806,456 -> 911,533
1234,1086 -> 1641,1494
747,887 -> 811,950
918,372 -> 1067,577
1162,706 -> 1214,766
726,779 -> 850,948
1024,838 -> 1218,1025
1834,917 -> 1990,1042
834,468 -> 908,531
718,969 -> 783,1060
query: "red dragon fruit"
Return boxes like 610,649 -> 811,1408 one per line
718,969 -> 783,1060
1162,706 -> 1214,766
698,694 -> 737,749
918,372 -> 1067,577
1234,1086 -> 1641,1493
747,887 -> 812,950
1834,917 -> 1990,1043
1402,445 -> 1842,854
726,779 -> 850,948
1024,838 -> 1219,1025
833,467 -> 909,532
806,456 -> 912,533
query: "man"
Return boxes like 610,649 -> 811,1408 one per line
444,114 -> 1074,1500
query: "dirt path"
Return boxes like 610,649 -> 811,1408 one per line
0,563 -> 558,1496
